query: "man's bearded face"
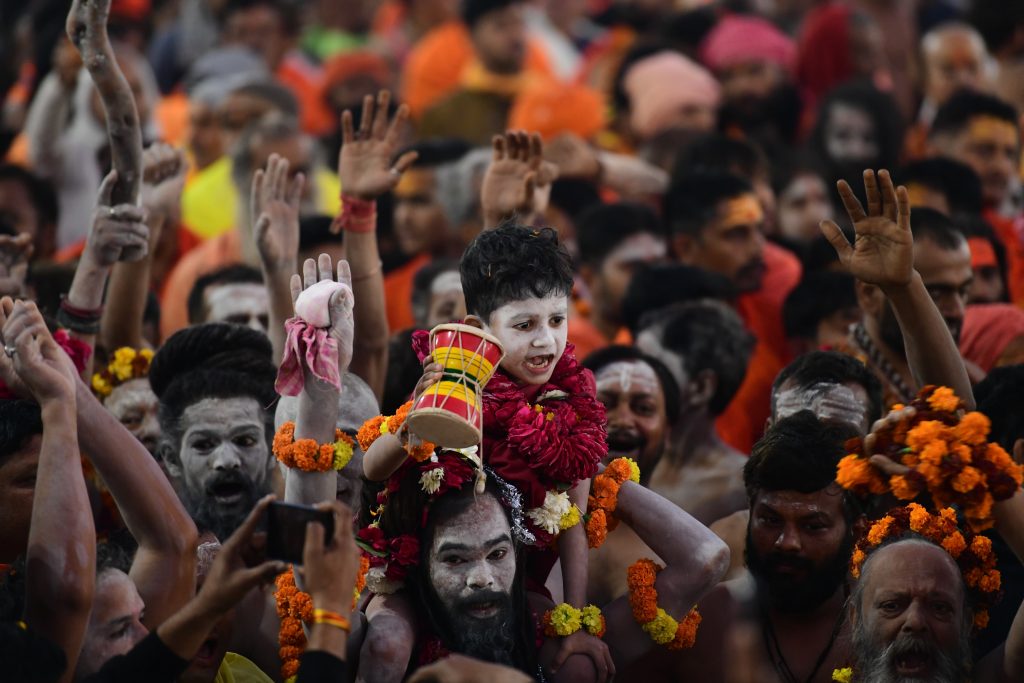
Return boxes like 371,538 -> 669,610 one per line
173,397 -> 271,540
746,488 -> 853,613
852,541 -> 972,683
427,493 -> 519,663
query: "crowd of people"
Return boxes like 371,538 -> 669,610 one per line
1,0 -> 1024,681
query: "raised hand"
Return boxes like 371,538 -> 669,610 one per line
86,170 -> 150,266
481,130 -> 559,227
252,153 -> 304,272
0,299 -> 78,405
0,233 -> 34,298
337,90 -> 418,204
544,133 -> 602,180
141,142 -> 187,223
290,254 -> 355,376
820,169 -> 914,289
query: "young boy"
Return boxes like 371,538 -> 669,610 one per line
358,225 -> 609,681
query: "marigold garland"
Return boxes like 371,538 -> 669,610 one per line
542,603 -> 606,638
627,558 -> 702,650
357,400 -> 437,462
91,347 -> 154,398
832,667 -> 853,682
274,422 -> 356,472
852,503 -> 1001,630
836,385 -> 1023,531
585,458 -> 640,548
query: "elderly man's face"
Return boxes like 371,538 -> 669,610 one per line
853,541 -> 971,683
427,493 -> 517,661
595,360 -> 667,479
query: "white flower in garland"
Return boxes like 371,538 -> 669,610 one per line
527,490 -> 572,534
365,566 -> 401,595
420,467 -> 445,495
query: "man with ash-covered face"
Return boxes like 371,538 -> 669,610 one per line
351,451 -> 730,679
149,322 -> 278,541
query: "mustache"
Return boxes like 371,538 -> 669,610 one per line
607,428 -> 644,451
456,589 -> 511,611
204,469 -> 255,494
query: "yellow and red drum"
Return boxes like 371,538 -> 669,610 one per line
406,323 -> 505,448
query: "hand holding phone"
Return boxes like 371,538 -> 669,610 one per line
266,501 -> 335,565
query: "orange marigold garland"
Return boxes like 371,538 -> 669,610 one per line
836,385 -> 1023,531
852,503 -> 1001,629
627,558 -> 702,649
585,457 -> 640,549
274,422 -> 356,473
356,400 -> 437,462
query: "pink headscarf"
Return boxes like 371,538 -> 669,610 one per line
700,14 -> 797,75
960,304 -> 1024,372
623,51 -> 721,140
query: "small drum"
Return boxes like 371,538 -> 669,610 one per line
406,323 -> 505,448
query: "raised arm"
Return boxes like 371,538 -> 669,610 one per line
2,299 -> 93,683
100,144 -> 187,351
64,170 -> 149,372
601,481 -> 730,667
480,131 -> 559,229
67,0 -> 142,210
285,254 -> 355,506
335,90 -> 417,400
820,169 -> 975,409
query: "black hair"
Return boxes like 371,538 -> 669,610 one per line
460,225 -> 573,322
219,0 -> 300,35
974,365 -> 1024,452
910,206 -> 968,251
801,231 -> 852,272
898,158 -> 984,215
576,202 -> 663,268
0,614 -> 66,683
621,263 -> 734,336
930,90 -> 1019,140
149,322 -> 277,458
664,171 -> 754,238
969,0 -> 1024,54
645,300 -> 754,415
772,351 -> 884,425
95,540 -> 132,575
808,80 -> 905,182
411,259 -> 460,327
461,0 -> 523,29
674,133 -> 770,183
782,270 -> 857,340
0,400 -> 43,467
744,410 -> 861,519
398,139 -> 473,168
549,179 -> 603,225
582,345 -> 681,423
187,264 -> 265,325
0,164 -> 58,230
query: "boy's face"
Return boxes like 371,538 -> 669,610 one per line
474,293 -> 569,385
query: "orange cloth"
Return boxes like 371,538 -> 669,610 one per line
749,241 -> 802,363
568,299 -> 632,361
509,81 -> 606,141
985,208 -> 1024,307
277,59 -> 334,137
159,230 -> 242,340
401,21 -> 555,119
384,253 -> 430,333
154,92 -> 189,147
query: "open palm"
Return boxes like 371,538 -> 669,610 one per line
820,169 -> 914,288
252,153 -> 303,271
481,131 -> 559,226
337,90 -> 417,201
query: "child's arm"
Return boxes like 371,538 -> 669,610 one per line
363,359 -> 443,482
550,479 -> 616,680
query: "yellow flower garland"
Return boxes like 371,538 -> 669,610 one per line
542,603 -> 606,638
91,347 -> 154,398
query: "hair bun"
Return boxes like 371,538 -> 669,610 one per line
150,323 -> 274,399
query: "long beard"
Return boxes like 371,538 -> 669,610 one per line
852,617 -> 971,683
746,526 -> 853,613
447,591 -> 518,666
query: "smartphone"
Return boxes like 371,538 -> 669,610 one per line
266,501 -> 334,565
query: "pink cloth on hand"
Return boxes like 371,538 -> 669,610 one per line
275,318 -> 341,396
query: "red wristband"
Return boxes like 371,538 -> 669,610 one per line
335,195 -> 377,234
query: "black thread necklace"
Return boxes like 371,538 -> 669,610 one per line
852,323 -> 913,404
760,599 -> 846,683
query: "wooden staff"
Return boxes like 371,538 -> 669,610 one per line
67,0 -> 145,260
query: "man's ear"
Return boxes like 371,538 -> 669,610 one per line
855,280 -> 885,318
463,314 -> 486,330
672,233 -> 696,264
687,368 -> 718,410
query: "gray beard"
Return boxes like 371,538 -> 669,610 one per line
182,473 -> 268,542
851,616 -> 971,683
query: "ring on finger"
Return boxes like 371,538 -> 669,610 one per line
3,344 -> 15,358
